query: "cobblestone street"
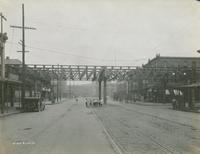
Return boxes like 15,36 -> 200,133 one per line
1,1 -> 200,153
1,99 -> 200,154
94,101 -> 200,154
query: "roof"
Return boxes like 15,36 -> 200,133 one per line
5,59 -> 22,65
0,58 -> 22,65
143,55 -> 200,67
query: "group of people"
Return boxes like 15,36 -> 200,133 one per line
85,98 -> 103,107
165,89 -> 184,110
74,97 -> 103,107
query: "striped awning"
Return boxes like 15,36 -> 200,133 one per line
178,82 -> 200,88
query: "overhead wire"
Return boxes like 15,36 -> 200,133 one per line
6,41 -> 147,63
8,28 -> 15,56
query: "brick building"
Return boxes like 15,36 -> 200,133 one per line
128,55 -> 200,109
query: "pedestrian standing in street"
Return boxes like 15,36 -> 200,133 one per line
89,98 -> 92,106
85,98 -> 88,107
165,89 -> 170,103
172,89 -> 178,110
99,98 -> 103,106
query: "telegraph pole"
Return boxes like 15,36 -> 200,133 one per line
1,13 -> 7,33
103,68 -> 107,104
69,79 -> 71,98
10,4 -> 36,109
0,13 -> 7,114
57,75 -> 59,102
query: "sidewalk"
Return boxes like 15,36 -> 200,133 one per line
130,101 -> 200,113
131,101 -> 171,106
0,99 -> 67,117
44,98 -> 67,105
108,100 -> 200,113
0,107 -> 21,117
108,99 -> 171,106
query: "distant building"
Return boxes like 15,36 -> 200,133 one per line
5,57 -> 22,65
0,57 -> 22,108
0,57 -> 51,109
0,56 -> 22,80
128,55 -> 200,109
144,55 -> 200,68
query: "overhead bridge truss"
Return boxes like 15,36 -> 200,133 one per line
26,64 -> 137,81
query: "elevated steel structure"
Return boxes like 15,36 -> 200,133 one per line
26,64 -> 137,81
6,64 -> 198,105
13,64 -> 136,104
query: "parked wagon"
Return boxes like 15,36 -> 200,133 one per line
92,99 -> 103,107
23,97 -> 45,112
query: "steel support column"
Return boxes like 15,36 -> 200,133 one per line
29,86 -> 32,97
57,76 -> 59,102
51,79 -> 55,103
10,86 -> 14,107
98,80 -> 102,100
59,80 -> 62,101
34,80 -> 37,97
103,79 -> 107,104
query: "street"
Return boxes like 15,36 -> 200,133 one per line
1,1 -> 200,154
1,99 -> 200,154
94,101 -> 200,154
0,100 -> 115,154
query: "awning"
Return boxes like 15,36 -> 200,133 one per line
178,82 -> 200,88
0,78 -> 22,84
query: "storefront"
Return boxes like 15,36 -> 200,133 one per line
0,79 -> 22,113
179,83 -> 200,109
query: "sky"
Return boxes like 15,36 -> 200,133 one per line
0,0 -> 200,66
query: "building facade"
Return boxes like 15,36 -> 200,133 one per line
128,55 -> 200,109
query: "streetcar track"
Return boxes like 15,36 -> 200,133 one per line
120,105 -> 198,131
118,118 -> 178,154
91,109 -> 124,154
94,106 -> 181,154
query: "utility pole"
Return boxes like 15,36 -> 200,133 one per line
10,4 -> 36,109
57,75 -> 59,102
0,13 -> 7,114
59,65 -> 61,101
103,68 -> 107,104
69,79 -> 71,98
98,80 -> 102,100
51,65 -> 55,103
56,64 -> 59,102
1,13 -> 7,33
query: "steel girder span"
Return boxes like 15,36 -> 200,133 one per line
26,64 -> 137,81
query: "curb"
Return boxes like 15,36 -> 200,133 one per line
0,110 -> 22,118
132,102 -> 171,107
45,100 -> 65,105
0,100 -> 66,117
91,110 -> 124,154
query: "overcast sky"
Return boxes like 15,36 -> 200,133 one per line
0,0 -> 200,66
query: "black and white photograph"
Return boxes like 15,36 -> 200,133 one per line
0,0 -> 200,153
